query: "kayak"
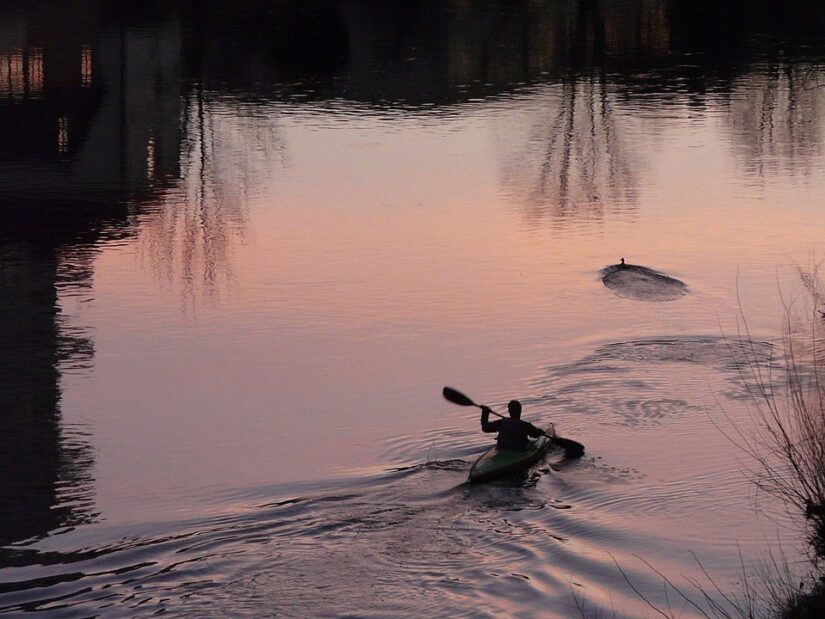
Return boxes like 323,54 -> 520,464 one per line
468,424 -> 555,483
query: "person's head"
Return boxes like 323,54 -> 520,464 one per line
508,400 -> 522,419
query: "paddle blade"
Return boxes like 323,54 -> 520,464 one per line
442,386 -> 478,408
555,436 -> 585,459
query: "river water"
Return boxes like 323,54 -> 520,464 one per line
2,1 -> 825,616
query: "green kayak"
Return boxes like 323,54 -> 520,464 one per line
469,424 -> 555,483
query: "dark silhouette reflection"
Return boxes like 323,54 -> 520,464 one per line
0,240 -> 97,546
180,0 -> 349,96
183,0 -> 673,106
0,2 -> 182,201
0,1 -> 184,545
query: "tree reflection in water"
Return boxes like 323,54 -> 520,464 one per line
499,79 -> 638,225
497,0 -> 669,225
135,91 -> 285,313
725,63 -> 825,179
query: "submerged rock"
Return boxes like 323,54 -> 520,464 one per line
600,259 -> 687,302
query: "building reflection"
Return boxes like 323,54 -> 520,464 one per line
0,1 -> 183,545
0,242 -> 97,546
0,46 -> 42,100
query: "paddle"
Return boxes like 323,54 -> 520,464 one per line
442,386 -> 585,458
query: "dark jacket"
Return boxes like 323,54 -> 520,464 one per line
481,408 -> 543,449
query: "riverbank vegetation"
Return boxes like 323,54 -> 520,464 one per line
724,264 -> 825,617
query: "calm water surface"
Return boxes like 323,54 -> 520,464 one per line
3,1 -> 825,616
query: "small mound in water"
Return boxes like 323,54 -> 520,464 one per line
600,259 -> 687,302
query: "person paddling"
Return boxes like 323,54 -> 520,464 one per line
481,400 -> 544,450
443,387 -> 585,458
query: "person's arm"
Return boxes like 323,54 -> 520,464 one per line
480,406 -> 501,433
526,423 -> 545,438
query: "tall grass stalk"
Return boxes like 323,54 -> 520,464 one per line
724,265 -> 825,565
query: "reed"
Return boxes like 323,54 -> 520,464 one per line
720,262 -> 825,617
727,264 -> 825,564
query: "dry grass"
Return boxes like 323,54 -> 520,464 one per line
717,262 -> 825,618
723,264 -> 825,565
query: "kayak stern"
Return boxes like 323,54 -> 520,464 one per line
468,424 -> 555,483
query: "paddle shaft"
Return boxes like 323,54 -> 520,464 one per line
468,400 -> 556,441
442,386 -> 584,457
483,405 -> 582,454
477,404 -> 507,420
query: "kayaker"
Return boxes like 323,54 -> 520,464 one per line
480,400 -> 544,450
